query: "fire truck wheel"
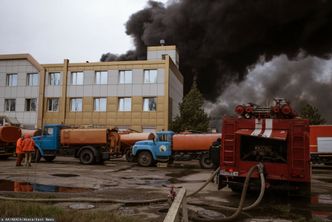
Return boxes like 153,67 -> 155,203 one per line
44,156 -> 56,162
79,149 -> 96,165
138,151 -> 153,167
199,153 -> 214,169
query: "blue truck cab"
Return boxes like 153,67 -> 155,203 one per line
132,131 -> 174,166
32,124 -> 61,162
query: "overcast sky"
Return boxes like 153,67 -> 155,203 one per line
0,0 -> 167,64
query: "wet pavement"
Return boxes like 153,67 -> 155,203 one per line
0,157 -> 331,221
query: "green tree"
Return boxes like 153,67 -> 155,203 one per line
171,80 -> 209,132
300,103 -> 326,125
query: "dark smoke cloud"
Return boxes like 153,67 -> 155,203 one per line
101,0 -> 332,100
206,55 -> 332,130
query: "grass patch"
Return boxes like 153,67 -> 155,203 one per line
0,201 -> 135,222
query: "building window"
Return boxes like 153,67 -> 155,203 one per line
70,98 -> 83,112
95,71 -> 108,84
4,99 -> 16,111
49,72 -> 60,85
144,70 -> 157,83
71,72 -> 84,85
143,97 -> 157,111
25,98 -> 37,111
47,98 -> 59,112
6,74 -> 18,86
27,73 -> 39,86
119,70 -> 132,84
118,97 -> 131,111
94,97 -> 107,112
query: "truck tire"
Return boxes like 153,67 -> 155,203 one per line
125,148 -> 135,162
44,156 -> 56,162
34,149 -> 41,163
79,149 -> 95,165
0,155 -> 10,160
199,153 -> 214,169
137,151 -> 153,167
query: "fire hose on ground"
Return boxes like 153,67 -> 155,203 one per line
189,163 -> 266,221
0,163 -> 265,221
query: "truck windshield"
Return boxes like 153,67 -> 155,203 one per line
43,128 -> 54,136
158,134 -> 170,142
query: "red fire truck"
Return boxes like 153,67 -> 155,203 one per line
218,99 -> 311,193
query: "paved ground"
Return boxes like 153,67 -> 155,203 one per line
0,156 -> 332,221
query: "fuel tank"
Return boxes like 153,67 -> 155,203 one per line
172,133 -> 221,152
0,126 -> 22,143
120,133 -> 155,146
60,128 -> 109,145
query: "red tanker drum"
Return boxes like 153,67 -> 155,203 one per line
0,126 -> 21,143
235,105 -> 245,115
281,104 -> 292,115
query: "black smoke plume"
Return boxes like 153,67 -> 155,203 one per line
101,0 -> 332,122
206,55 -> 332,130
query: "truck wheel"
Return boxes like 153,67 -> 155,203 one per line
199,153 -> 214,169
34,149 -> 41,163
44,156 -> 56,162
79,149 -> 95,165
0,155 -> 10,160
125,149 -> 135,162
138,151 -> 153,167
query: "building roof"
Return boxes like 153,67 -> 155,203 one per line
0,54 -> 43,72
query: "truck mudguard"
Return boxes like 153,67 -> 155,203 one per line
132,144 -> 158,160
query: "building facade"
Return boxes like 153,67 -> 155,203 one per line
0,45 -> 183,132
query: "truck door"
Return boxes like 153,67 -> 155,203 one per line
155,133 -> 172,157
38,126 -> 59,152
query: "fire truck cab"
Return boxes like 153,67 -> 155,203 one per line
218,99 -> 311,194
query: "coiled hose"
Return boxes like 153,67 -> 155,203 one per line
190,163 -> 265,222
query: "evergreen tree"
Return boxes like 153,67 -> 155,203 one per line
300,103 -> 326,125
171,80 -> 209,132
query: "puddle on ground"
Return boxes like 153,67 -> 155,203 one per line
240,192 -> 332,222
0,179 -> 93,193
165,169 -> 199,178
51,174 -> 79,177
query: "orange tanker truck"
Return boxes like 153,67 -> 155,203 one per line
131,131 -> 221,168
32,124 -> 120,164
0,125 -> 22,159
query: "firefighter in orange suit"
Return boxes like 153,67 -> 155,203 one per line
16,136 -> 24,166
22,134 -> 35,167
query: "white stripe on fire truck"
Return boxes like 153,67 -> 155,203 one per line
262,119 -> 273,138
251,119 -> 263,136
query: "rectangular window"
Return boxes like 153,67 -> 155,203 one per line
6,74 -> 18,86
4,99 -> 16,111
94,97 -> 107,112
144,70 -> 157,83
119,70 -> 132,84
143,97 -> 157,111
95,71 -> 108,84
71,72 -> 84,85
47,98 -> 59,112
118,97 -> 131,111
49,72 -> 61,85
70,98 -> 83,112
27,73 -> 39,86
25,98 -> 37,111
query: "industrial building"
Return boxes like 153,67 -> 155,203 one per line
0,45 -> 183,132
